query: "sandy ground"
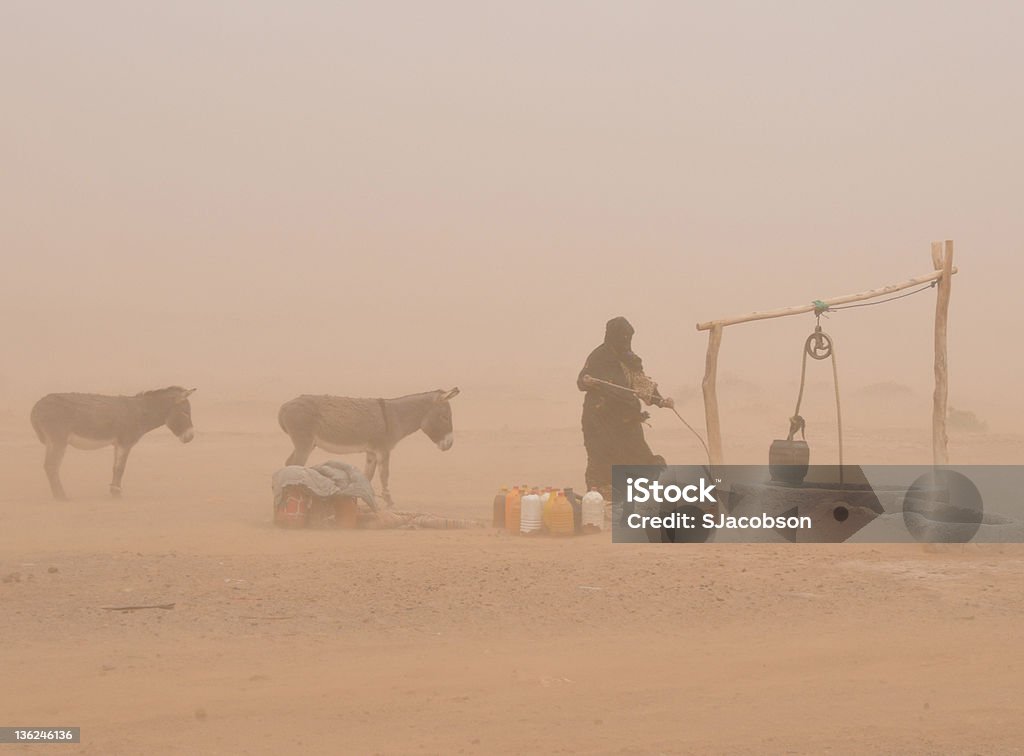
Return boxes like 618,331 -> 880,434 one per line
2,399 -> 1024,754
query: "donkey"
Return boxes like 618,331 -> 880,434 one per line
278,388 -> 459,506
30,386 -> 197,500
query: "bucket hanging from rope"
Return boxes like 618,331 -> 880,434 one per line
770,314 -> 844,485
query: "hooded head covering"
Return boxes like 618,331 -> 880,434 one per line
604,316 -> 642,370
604,317 -> 634,356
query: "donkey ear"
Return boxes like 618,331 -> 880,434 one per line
185,388 -> 197,397
438,387 -> 460,402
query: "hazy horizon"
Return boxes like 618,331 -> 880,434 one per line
3,2 -> 1022,430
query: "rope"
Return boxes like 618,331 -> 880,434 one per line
797,281 -> 939,480
625,367 -> 660,405
791,323 -> 844,484
582,374 -> 713,469
813,281 -> 937,314
669,406 -> 714,470
831,343 -> 843,484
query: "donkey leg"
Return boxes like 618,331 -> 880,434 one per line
379,450 -> 394,507
110,443 -> 132,497
43,440 -> 68,500
364,452 -> 378,483
285,434 -> 315,467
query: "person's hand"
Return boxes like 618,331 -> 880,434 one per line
581,375 -> 595,387
660,397 -> 675,409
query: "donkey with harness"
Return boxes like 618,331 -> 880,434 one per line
278,388 -> 459,507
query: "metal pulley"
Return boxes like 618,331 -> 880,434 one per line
805,325 -> 833,360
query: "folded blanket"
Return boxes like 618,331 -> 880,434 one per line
272,460 -> 377,511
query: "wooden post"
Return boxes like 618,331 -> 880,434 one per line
932,240 -> 953,465
702,324 -> 724,467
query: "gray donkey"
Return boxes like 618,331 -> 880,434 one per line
278,388 -> 459,506
30,386 -> 196,499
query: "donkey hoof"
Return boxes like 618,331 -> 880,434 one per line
110,486 -> 122,498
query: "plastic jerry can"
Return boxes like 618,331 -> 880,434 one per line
564,487 -> 581,533
332,495 -> 359,529
581,488 -> 605,533
493,487 -> 509,528
520,490 -> 543,535
544,489 -> 575,536
504,486 -> 523,535
275,486 -> 311,528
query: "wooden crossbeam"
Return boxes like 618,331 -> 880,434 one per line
696,267 -> 957,332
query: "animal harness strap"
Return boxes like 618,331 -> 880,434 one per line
377,397 -> 390,437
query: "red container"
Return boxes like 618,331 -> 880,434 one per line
276,488 -> 361,529
332,496 -> 359,529
275,486 -> 312,528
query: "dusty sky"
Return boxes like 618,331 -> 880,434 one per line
2,2 -> 1022,427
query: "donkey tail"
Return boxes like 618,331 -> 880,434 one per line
29,396 -> 53,443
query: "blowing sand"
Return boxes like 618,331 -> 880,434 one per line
1,399 -> 1023,755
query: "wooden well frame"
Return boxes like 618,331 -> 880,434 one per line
696,241 -> 957,466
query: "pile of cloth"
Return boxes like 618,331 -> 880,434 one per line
271,460 -> 484,530
272,460 -> 378,512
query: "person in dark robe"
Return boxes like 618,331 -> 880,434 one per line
577,316 -> 674,498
